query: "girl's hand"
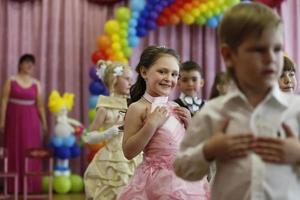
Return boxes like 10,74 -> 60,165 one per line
254,123 -> 300,164
204,118 -> 255,161
173,106 -> 191,128
145,106 -> 169,130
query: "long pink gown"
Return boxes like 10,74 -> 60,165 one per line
117,102 -> 210,200
4,79 -> 42,193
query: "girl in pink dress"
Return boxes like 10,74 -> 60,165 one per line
117,46 -> 210,200
0,54 -> 48,193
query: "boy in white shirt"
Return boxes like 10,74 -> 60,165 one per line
173,2 -> 300,200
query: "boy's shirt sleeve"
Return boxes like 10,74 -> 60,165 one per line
173,111 -> 213,181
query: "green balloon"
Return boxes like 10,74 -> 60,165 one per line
42,176 -> 49,193
88,109 -> 96,123
70,174 -> 84,193
115,7 -> 131,22
53,176 -> 71,194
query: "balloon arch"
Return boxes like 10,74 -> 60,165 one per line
90,0 -> 284,64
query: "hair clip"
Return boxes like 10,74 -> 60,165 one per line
113,66 -> 124,77
158,45 -> 167,49
96,60 -> 107,80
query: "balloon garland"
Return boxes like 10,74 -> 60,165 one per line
91,0 -> 285,64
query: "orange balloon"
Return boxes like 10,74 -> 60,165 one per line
169,14 -> 180,25
97,35 -> 111,50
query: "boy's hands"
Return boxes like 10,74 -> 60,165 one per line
173,106 -> 191,128
203,118 -> 255,161
254,123 -> 300,164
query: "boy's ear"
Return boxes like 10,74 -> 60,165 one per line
199,79 -> 204,87
220,44 -> 234,70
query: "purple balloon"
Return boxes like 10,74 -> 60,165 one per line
146,20 -> 157,30
149,11 -> 158,20
154,4 -> 163,13
89,66 -> 98,80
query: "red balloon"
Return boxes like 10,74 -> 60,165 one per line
157,16 -> 168,26
91,50 -> 106,64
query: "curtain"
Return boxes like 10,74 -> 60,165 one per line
0,0 -> 299,173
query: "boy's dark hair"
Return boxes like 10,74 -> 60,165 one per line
18,54 -> 35,72
210,71 -> 230,99
283,56 -> 296,72
218,2 -> 282,51
129,45 -> 180,104
180,61 -> 203,77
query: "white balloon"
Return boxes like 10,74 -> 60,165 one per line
54,123 -> 71,137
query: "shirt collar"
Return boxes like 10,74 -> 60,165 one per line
222,81 -> 289,108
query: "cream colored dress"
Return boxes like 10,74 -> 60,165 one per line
84,96 -> 142,200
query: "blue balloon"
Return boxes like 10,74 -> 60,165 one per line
128,28 -> 137,36
51,136 -> 63,147
138,18 -> 146,27
207,17 -> 219,28
63,135 -> 76,147
89,66 -> 98,80
128,36 -> 140,47
140,10 -> 149,19
89,80 -> 106,95
55,146 -> 71,159
136,27 -> 148,37
89,95 -> 98,109
54,165 -> 68,171
130,0 -> 146,12
70,144 -> 81,158
129,19 -> 138,27
131,11 -> 139,19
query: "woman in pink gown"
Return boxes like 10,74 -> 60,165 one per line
0,54 -> 48,193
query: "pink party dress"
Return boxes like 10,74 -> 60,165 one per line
4,79 -> 42,193
117,94 -> 210,200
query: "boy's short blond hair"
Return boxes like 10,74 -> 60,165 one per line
218,2 -> 282,51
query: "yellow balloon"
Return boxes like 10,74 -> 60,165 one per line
112,42 -> 121,51
199,4 -> 208,13
191,8 -> 200,17
104,20 -> 120,35
182,14 -> 195,25
111,34 -> 120,43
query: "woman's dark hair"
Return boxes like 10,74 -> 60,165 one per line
129,45 -> 180,104
18,54 -> 35,72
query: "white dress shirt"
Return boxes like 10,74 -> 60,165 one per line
173,82 -> 300,200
